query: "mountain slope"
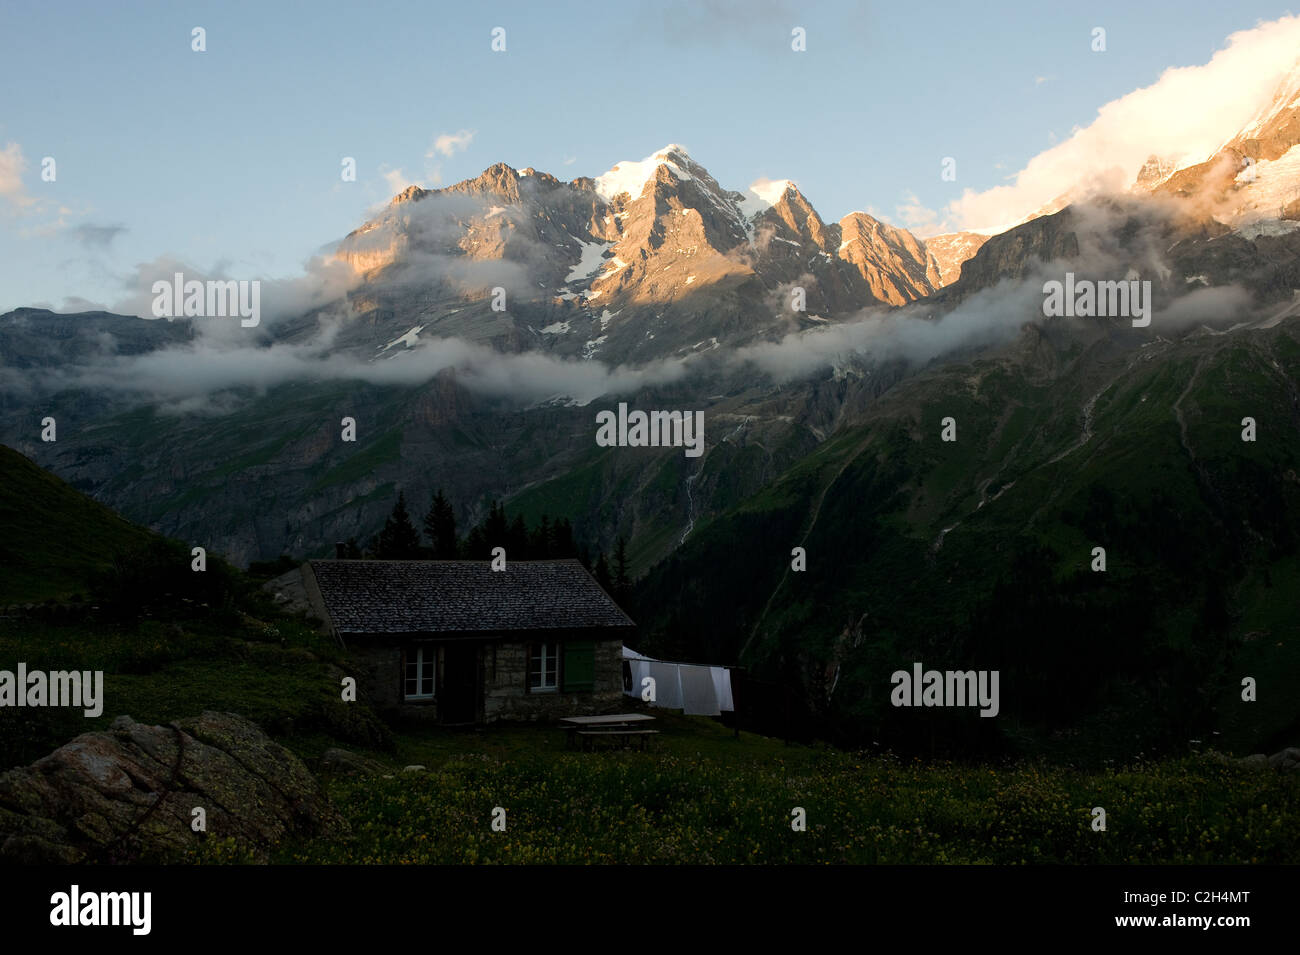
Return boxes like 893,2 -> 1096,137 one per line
328,145 -> 940,365
633,305 -> 1300,761
1148,60 -> 1300,231
0,444 -> 156,602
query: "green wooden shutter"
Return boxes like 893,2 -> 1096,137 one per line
562,639 -> 595,693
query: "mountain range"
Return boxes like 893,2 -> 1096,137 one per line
4,58 -> 1300,755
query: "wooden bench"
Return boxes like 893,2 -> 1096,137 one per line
575,728 -> 660,752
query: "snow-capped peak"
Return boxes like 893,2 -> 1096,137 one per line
750,178 -> 794,204
595,144 -> 696,202
1235,58 -> 1300,142
735,178 -> 796,219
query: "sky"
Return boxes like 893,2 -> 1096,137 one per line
1,0 -> 1298,314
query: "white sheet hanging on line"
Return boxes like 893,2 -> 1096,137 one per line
626,659 -> 651,698
622,646 -> 734,712
710,666 -> 735,712
622,645 -> 653,699
679,664 -> 720,716
647,661 -> 683,709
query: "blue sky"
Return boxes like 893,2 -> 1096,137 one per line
0,0 -> 1296,313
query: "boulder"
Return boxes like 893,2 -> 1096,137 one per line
1267,747 -> 1300,771
0,712 -> 344,863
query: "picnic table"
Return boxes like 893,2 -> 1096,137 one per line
559,713 -> 658,751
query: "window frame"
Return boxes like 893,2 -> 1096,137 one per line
404,645 -> 437,701
528,641 -> 560,694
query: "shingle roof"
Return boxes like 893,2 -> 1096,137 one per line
307,559 -> 635,635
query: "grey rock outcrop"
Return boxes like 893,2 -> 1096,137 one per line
1266,747 -> 1300,771
0,712 -> 344,864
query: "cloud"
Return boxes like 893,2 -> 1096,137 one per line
895,190 -> 941,235
56,296 -> 111,313
427,129 -> 476,159
339,190 -> 559,301
4,189 -> 1265,422
106,252 -> 363,342
1154,284 -> 1254,327
70,223 -> 127,249
0,142 -> 36,212
730,281 -> 1042,382
1,323 -> 692,410
381,166 -> 417,194
945,15 -> 1300,231
733,198 -> 1262,380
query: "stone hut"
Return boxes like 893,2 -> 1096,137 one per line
303,559 -> 633,724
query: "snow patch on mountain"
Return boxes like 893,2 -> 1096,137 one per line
566,238 -> 615,282
598,256 -> 630,280
379,325 -> 425,351
735,179 -> 793,222
1231,143 -> 1300,221
595,145 -> 695,202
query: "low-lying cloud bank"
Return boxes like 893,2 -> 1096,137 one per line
1,198 -> 1268,410
3,284 -> 1259,412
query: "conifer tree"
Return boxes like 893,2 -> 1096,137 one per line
531,515 -> 552,558
593,551 -> 613,593
423,489 -> 458,558
613,535 -> 631,604
374,492 -> 422,559
507,513 -> 530,559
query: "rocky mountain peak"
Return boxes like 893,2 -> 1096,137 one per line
594,144 -> 709,204
391,184 -> 430,205
446,162 -> 524,202
328,144 -> 945,365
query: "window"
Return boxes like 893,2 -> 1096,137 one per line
405,646 -> 435,700
529,642 -> 558,692
528,640 -> 596,693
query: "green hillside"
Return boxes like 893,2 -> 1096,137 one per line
633,321 -> 1300,762
0,443 -> 155,603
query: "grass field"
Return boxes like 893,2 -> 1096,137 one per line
260,714 -> 1299,865
2,606 -> 1297,865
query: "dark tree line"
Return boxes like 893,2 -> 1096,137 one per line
350,490 -> 633,605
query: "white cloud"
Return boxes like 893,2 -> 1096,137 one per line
945,14 -> 1300,231
382,167 -> 411,193
894,190 -> 941,235
427,129 -> 476,159
0,142 -> 36,212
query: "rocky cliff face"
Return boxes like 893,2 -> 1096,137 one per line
936,207 -> 1081,300
328,145 -> 939,365
921,232 -> 989,287
6,105 -> 1300,574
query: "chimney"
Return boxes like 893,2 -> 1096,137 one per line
335,542 -> 346,559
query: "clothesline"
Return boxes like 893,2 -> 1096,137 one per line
622,645 -> 735,715
622,646 -> 741,669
